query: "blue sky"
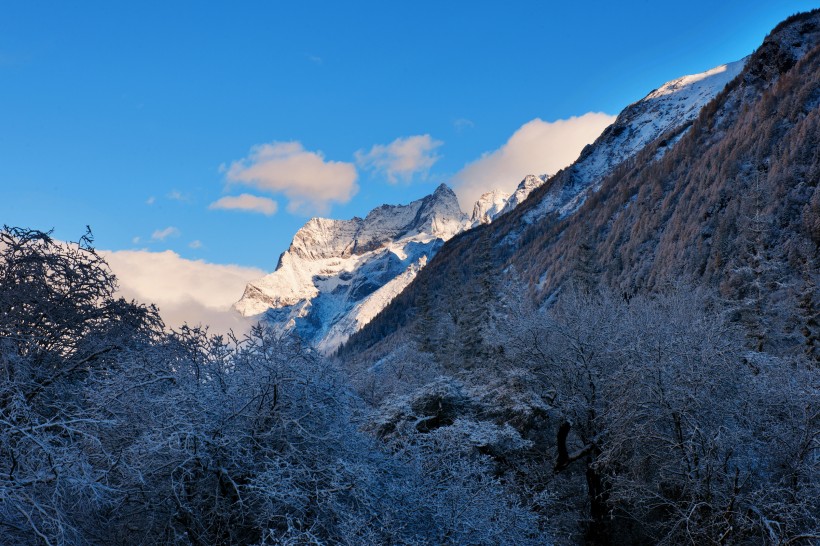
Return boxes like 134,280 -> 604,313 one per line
1,1 -> 816,270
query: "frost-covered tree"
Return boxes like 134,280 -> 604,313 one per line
500,283 -> 820,543
1,227 -> 553,545
0,227 -> 164,544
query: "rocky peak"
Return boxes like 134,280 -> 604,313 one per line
499,174 -> 549,216
409,183 -> 468,238
471,189 -> 510,226
285,184 -> 465,262
469,175 -> 549,226
744,11 -> 820,87
233,184 -> 468,349
288,217 -> 361,261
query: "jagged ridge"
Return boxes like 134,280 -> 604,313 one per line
234,184 -> 467,352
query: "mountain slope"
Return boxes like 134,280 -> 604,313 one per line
343,10 -> 820,359
524,57 -> 747,222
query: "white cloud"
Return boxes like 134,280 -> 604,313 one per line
209,194 -> 278,216
167,190 -> 188,201
146,196 -> 156,205
226,141 -> 358,215
356,134 -> 443,183
103,249 -> 265,335
189,240 -> 203,249
151,226 -> 180,241
451,113 -> 615,209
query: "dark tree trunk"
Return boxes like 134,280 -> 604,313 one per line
554,422 -> 611,544
584,459 -> 610,545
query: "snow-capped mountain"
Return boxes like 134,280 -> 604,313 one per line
525,58 -> 748,222
234,184 -> 468,352
466,61 -> 748,232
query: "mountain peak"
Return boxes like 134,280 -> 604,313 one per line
233,187 -> 468,351
433,182 -> 454,195
469,174 -> 549,226
471,189 -> 510,225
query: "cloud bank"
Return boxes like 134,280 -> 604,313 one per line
451,113 -> 615,209
209,194 -> 279,216
103,249 -> 265,335
356,134 -> 443,183
225,141 -> 358,215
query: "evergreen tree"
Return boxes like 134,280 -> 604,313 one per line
458,230 -> 495,366
796,245 -> 820,363
414,285 -> 437,354
571,237 -> 600,294
731,170 -> 785,351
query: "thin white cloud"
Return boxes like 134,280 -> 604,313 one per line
151,226 -> 180,241
225,141 -> 358,215
356,134 -> 443,183
103,249 -> 265,335
454,118 -> 475,132
146,196 -> 156,205
189,240 -> 203,249
167,190 -> 188,201
209,194 -> 279,216
452,113 -> 616,209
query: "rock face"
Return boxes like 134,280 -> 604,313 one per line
470,174 -> 550,227
234,184 -> 468,353
470,189 -> 510,226
499,174 -> 550,216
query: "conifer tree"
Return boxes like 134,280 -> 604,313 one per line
458,230 -> 495,366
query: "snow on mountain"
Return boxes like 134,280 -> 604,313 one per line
470,174 -> 549,227
470,189 -> 509,226
316,254 -> 429,354
236,174 -> 551,352
525,57 -> 748,222
234,184 -> 468,352
499,174 -> 549,216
